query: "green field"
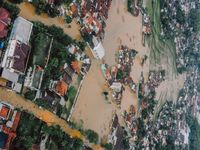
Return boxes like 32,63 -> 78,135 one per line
146,0 -> 177,78
32,33 -> 52,68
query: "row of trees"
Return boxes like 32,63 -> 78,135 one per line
12,111 -> 84,150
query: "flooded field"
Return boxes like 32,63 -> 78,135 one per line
18,2 -> 81,39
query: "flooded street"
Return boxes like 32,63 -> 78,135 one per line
0,86 -> 84,139
102,0 -> 149,66
71,58 -> 115,138
72,0 -> 149,138
18,2 -> 81,39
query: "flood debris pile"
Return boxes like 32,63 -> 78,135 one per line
102,46 -> 138,105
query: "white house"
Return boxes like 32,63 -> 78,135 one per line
90,36 -> 105,59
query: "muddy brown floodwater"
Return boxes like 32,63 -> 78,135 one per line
72,0 -> 149,138
18,2 -> 81,39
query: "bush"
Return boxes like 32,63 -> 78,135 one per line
35,98 -> 52,110
85,129 -> 99,144
65,15 -> 72,24
68,86 -> 77,103
45,4 -> 59,18
3,2 -> 20,19
12,0 -> 24,4
24,90 -> 37,100
103,143 -> 113,150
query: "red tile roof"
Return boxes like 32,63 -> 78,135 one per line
2,111 -> 21,150
56,80 -> 68,96
0,106 -> 10,119
0,8 -> 10,38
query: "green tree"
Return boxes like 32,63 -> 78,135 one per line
186,112 -> 200,150
24,136 -> 35,149
65,15 -> 72,24
48,25 -> 64,39
24,90 -> 37,101
45,4 -> 59,18
49,58 -> 59,68
123,138 -> 130,150
189,8 -> 200,33
103,143 -> 113,150
73,138 -> 84,150
3,2 -> 20,19
68,86 -> 77,103
85,129 -> 99,144
12,0 -> 23,4
32,0 -> 46,15
63,0 -> 72,5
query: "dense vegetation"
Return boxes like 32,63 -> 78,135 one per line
85,129 -> 99,144
31,33 -> 52,67
30,21 -> 75,89
1,2 -> 20,19
0,2 -> 20,49
30,0 -> 73,17
127,0 -> 139,16
186,111 -> 200,150
12,112 -> 84,150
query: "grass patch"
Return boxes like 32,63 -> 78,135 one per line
32,33 -> 52,68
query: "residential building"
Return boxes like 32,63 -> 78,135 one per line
0,101 -> 21,150
0,17 -> 33,92
89,36 -> 105,59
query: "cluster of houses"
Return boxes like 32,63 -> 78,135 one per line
0,101 -> 21,150
160,0 -> 199,73
120,70 -> 164,139
116,0 -> 200,147
102,46 -> 138,105
0,6 -> 91,115
0,16 -> 33,93
108,114 -> 128,150
69,0 -> 112,59
43,44 -> 91,113
123,105 -> 137,134
142,12 -> 151,35
146,70 -> 165,89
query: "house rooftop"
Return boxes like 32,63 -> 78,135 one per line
0,105 -> 10,119
55,80 -> 68,96
10,16 -> 33,44
0,8 -> 10,38
12,41 -> 31,73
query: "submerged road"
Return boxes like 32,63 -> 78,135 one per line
0,86 -> 85,140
